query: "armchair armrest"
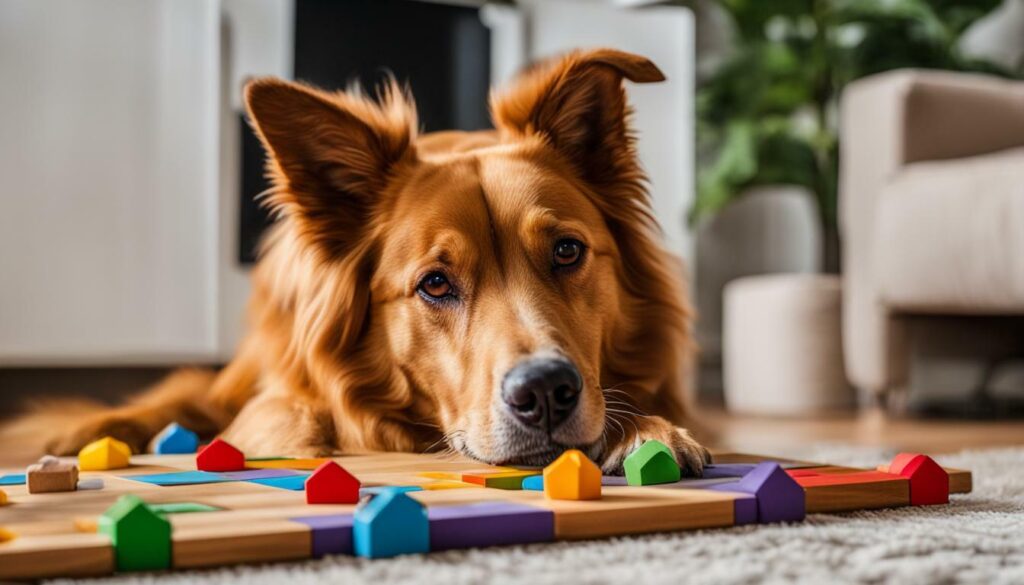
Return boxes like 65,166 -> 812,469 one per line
837,69 -> 1024,394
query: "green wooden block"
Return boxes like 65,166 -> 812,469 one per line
623,440 -> 681,486
148,502 -> 221,515
99,494 -> 171,571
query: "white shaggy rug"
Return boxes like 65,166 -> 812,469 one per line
48,445 -> 1024,585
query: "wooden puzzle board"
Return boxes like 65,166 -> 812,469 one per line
0,450 -> 972,580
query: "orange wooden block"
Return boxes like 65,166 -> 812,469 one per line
543,450 -> 601,501
245,458 -> 330,470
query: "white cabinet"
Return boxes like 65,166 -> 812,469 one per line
0,0 -> 694,365
0,0 -> 223,364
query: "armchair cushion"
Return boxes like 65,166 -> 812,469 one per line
874,146 -> 1024,312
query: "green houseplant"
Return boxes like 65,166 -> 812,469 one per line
694,0 -> 1011,270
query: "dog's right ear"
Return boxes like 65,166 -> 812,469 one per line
244,78 -> 416,257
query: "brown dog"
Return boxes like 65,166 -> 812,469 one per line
26,49 -> 709,475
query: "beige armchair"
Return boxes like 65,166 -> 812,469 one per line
839,69 -> 1024,399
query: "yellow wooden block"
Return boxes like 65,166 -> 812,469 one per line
543,450 -> 601,500
0,488 -> 7,506
420,480 -> 475,490
78,437 -> 131,471
0,526 -> 13,543
244,458 -> 329,470
417,471 -> 460,480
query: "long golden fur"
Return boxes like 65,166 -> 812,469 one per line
9,49 -> 709,474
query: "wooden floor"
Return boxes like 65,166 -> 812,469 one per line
702,406 -> 1024,455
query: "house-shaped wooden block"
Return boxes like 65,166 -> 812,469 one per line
306,461 -> 360,504
98,494 -> 171,571
353,490 -> 429,558
886,453 -> 949,505
78,437 -> 131,471
153,423 -> 199,455
623,440 -> 681,486
710,461 -> 805,523
195,438 -> 244,472
543,449 -> 601,500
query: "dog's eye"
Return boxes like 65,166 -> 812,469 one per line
553,239 -> 584,267
418,272 -> 453,300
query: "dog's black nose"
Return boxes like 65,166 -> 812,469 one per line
501,358 -> 582,431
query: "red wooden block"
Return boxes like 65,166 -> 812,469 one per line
305,461 -> 361,504
786,469 -> 822,478
195,438 -> 245,472
794,471 -> 896,487
887,453 -> 949,506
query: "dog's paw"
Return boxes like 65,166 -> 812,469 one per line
44,414 -> 151,456
600,415 -> 711,478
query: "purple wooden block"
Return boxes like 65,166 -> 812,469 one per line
651,477 -> 737,490
292,515 -> 354,557
601,476 -> 629,486
709,462 -> 805,524
428,502 -> 554,551
733,494 -> 758,525
218,469 -> 299,480
703,464 -> 759,479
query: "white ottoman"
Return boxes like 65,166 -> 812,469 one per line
723,274 -> 854,415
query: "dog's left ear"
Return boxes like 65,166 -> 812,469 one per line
490,49 -> 664,187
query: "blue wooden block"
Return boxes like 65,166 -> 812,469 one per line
124,471 -> 233,486
153,423 -> 199,455
353,490 -> 429,558
522,475 -> 544,491
247,474 -> 310,491
359,485 -> 423,497
0,474 -> 26,486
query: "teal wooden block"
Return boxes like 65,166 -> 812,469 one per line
353,490 -> 429,558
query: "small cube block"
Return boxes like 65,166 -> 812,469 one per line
623,440 -> 681,486
195,438 -> 245,472
353,490 -> 429,558
543,449 -> 601,500
78,437 -> 131,471
26,456 -> 79,493
0,526 -> 14,543
0,488 -> 7,506
305,461 -> 360,504
99,494 -> 171,571
153,423 -> 200,455
887,453 -> 949,506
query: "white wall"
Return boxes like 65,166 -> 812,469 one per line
0,0 -> 221,364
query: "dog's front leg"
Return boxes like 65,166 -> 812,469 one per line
219,392 -> 337,458
600,414 -> 711,477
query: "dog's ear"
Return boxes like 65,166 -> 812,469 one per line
244,78 -> 416,256
490,49 -> 663,187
